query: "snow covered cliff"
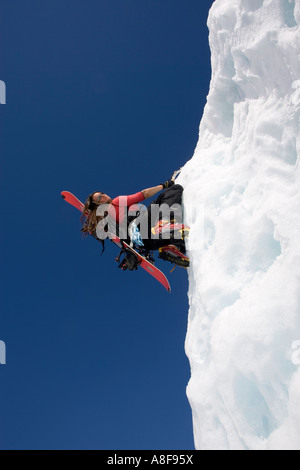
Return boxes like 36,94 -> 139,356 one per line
177,0 -> 300,450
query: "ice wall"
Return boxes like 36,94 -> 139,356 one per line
178,0 -> 300,450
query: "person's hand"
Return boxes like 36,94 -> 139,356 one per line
161,179 -> 175,189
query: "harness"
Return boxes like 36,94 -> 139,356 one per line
94,203 -> 145,254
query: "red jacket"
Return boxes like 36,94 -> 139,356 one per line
108,192 -> 145,224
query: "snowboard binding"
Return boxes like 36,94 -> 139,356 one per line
116,248 -> 140,271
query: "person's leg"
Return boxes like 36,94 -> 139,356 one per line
147,184 -> 184,227
150,184 -> 183,207
139,185 -> 185,251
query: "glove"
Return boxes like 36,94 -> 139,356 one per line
161,179 -> 175,189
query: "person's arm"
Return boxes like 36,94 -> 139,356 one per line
141,178 -> 174,200
141,185 -> 164,200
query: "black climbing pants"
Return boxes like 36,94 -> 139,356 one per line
138,184 -> 184,251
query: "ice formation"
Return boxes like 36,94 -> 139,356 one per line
178,0 -> 300,450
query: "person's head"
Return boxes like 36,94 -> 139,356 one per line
81,191 -> 112,236
84,191 -> 112,210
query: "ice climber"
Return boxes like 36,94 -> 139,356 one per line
80,178 -> 189,268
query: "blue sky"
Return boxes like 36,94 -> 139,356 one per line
0,0 -> 213,450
